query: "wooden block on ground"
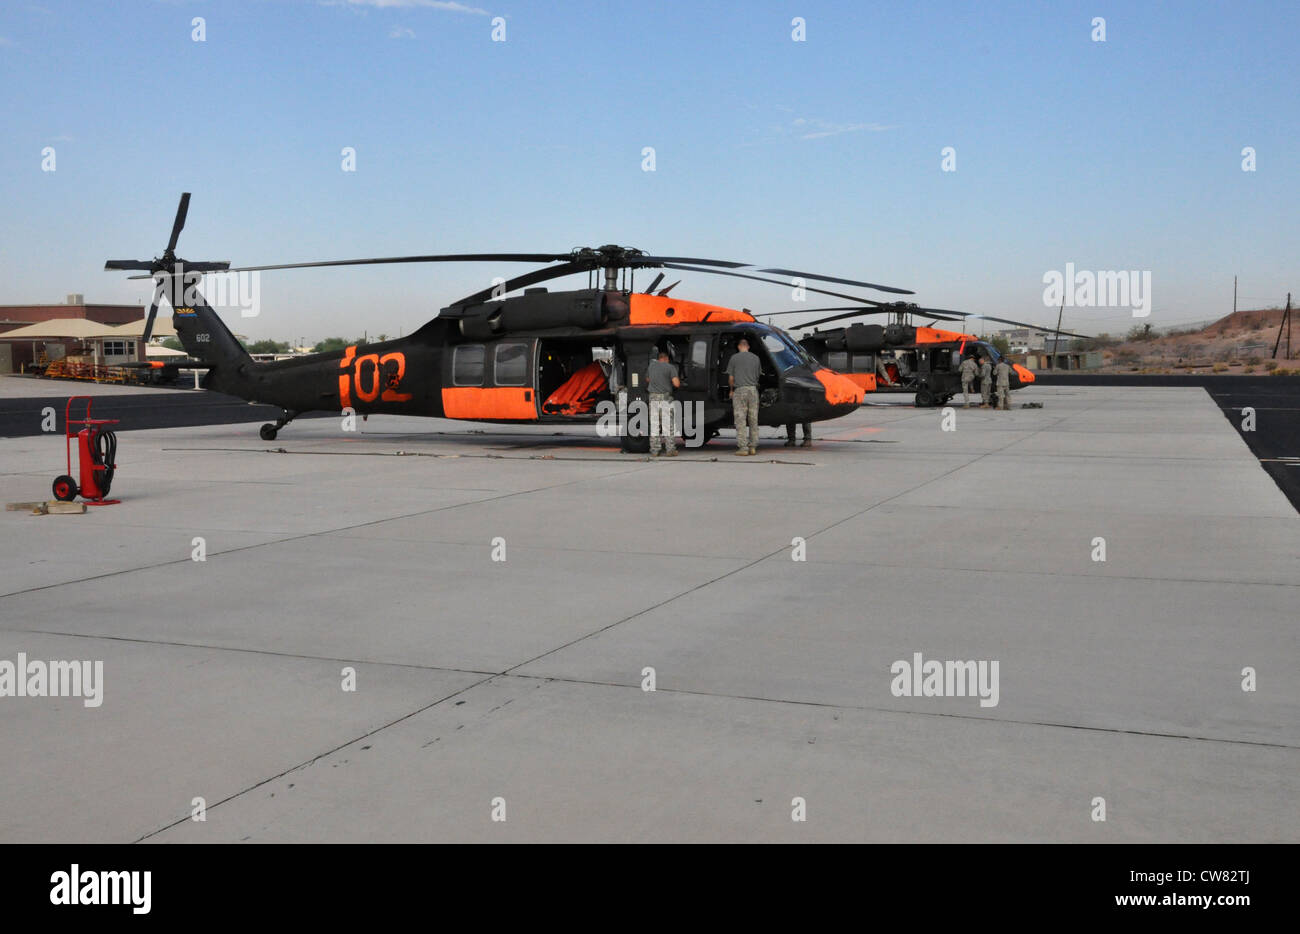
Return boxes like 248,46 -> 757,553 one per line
45,501 -> 86,515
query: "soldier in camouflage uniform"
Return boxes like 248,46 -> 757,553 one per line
994,357 -> 1012,410
646,351 -> 680,456
726,338 -> 762,456
979,355 -> 993,408
959,354 -> 978,406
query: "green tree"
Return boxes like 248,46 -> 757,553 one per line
246,339 -> 291,355
162,338 -> 184,351
312,337 -> 352,353
989,335 -> 1010,357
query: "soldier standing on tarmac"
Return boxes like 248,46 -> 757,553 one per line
994,356 -> 1012,410
726,338 -> 762,456
960,354 -> 978,406
784,420 -> 812,448
979,355 -> 993,408
646,350 -> 680,456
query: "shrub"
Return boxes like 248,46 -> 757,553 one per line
1212,362 -> 1228,372
1265,360 -> 1279,371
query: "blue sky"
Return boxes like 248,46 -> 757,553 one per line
1,0 -> 1296,341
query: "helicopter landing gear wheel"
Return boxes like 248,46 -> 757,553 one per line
914,387 -> 936,408
260,409 -> 298,442
52,475 -> 78,502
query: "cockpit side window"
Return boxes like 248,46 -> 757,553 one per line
760,329 -> 816,371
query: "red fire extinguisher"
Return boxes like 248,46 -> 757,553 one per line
51,396 -> 120,505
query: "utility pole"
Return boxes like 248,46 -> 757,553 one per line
1233,276 -> 1237,315
1052,297 -> 1065,366
1271,293 -> 1292,360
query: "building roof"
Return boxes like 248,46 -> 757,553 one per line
0,319 -> 125,339
0,314 -> 179,340
111,316 -> 177,338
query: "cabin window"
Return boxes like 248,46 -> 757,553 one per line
494,341 -> 529,386
690,339 -> 709,368
851,353 -> 875,372
827,351 -> 849,371
453,344 -> 485,385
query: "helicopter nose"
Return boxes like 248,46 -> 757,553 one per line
814,368 -> 865,406
1013,363 -> 1035,384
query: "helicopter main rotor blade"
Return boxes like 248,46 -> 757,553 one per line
763,306 -> 880,318
641,256 -> 749,268
970,314 -> 1096,340
797,308 -> 967,329
223,253 -> 571,274
794,310 -> 896,328
450,261 -> 588,307
659,263 -> 896,306
757,267 -> 913,295
105,259 -> 155,271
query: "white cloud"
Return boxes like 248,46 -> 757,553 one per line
389,25 -> 416,38
332,0 -> 490,14
741,109 -> 896,147
789,117 -> 895,140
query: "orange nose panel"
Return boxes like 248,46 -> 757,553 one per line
815,369 -> 866,405
1013,364 -> 1035,383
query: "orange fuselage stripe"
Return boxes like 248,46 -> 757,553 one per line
629,293 -> 753,325
841,372 -> 877,392
914,326 -> 977,345
442,387 -> 537,420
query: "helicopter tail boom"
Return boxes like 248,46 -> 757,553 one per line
163,275 -> 257,397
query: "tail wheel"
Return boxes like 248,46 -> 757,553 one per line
260,424 -> 278,441
52,475 -> 78,502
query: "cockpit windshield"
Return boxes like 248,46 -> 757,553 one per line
761,329 -> 816,371
974,340 -> 1002,362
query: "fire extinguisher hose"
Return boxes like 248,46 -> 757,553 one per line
95,428 -> 117,497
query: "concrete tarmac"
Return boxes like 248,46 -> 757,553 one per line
0,385 -> 1296,842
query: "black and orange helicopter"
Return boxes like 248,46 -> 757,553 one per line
764,302 -> 1089,407
105,193 -> 925,451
